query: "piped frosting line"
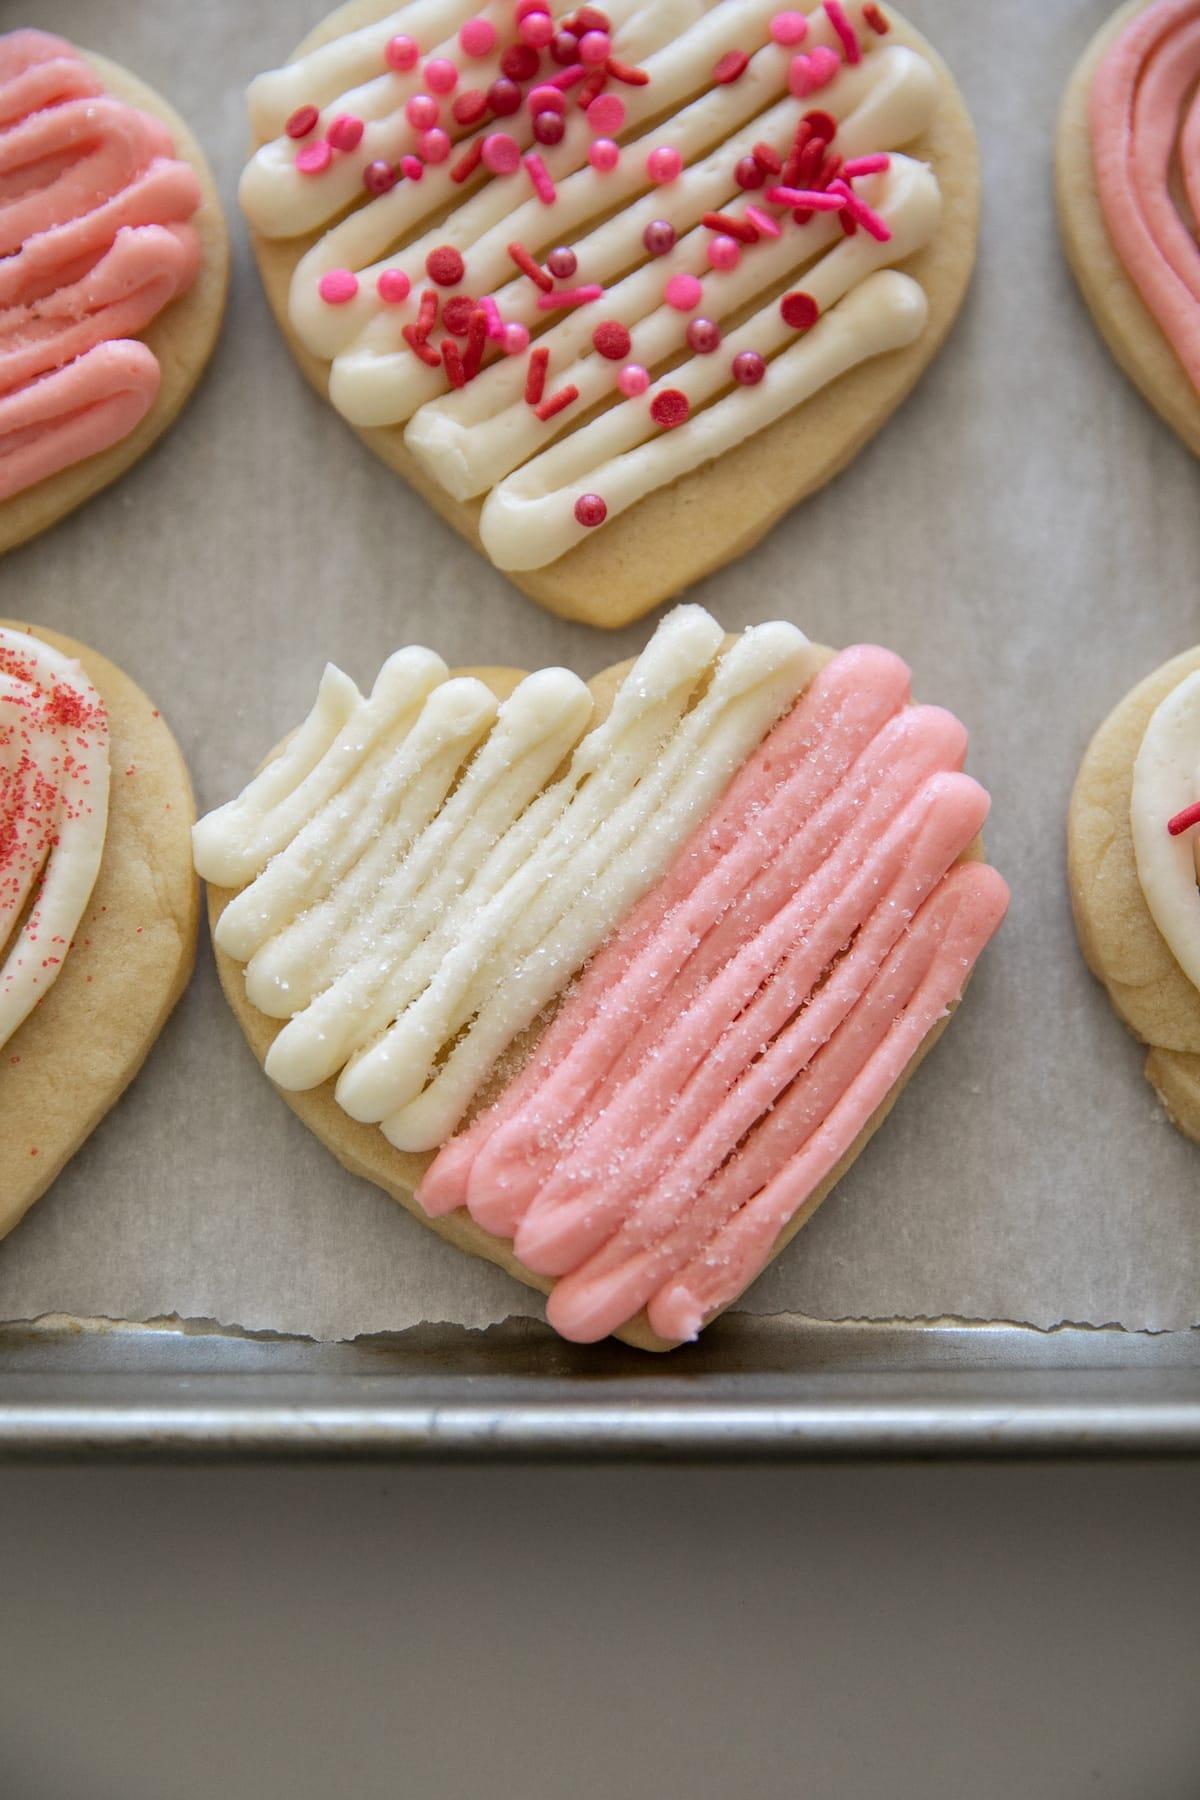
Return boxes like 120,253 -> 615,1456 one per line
1089,0 -> 1200,390
0,626 -> 110,1052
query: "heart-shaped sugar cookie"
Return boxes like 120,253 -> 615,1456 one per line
197,606 -> 1007,1348
241,1 -> 978,627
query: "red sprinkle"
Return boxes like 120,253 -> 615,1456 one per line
824,0 -> 862,62
525,345 -> 550,404
413,288 -> 440,340
452,88 -> 489,125
592,319 -> 632,359
701,210 -> 759,243
650,388 -> 690,429
577,67 -> 607,109
450,138 -> 484,183
536,283 -> 603,310
713,49 -> 749,84
509,240 -> 554,291
523,151 -> 557,204
843,153 -> 891,177
501,42 -> 541,81
463,306 -> 488,377
752,141 -> 783,174
550,62 -> 587,89
1168,800 -> 1200,836
780,291 -> 820,329
535,383 -> 580,421
606,56 -> 650,84
285,104 -> 319,139
803,109 -> 838,140
574,7 -> 612,30
442,294 -> 478,335
403,325 -> 443,366
442,339 -> 467,387
863,2 -> 890,32
426,244 -> 466,287
574,492 -> 608,526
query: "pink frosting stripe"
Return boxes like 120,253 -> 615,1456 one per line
1089,0 -> 1200,388
419,649 -> 1008,1343
0,28 -> 202,498
416,645 -> 913,1221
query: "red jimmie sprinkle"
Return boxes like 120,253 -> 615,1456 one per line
509,240 -> 553,291
535,383 -> 579,421
592,319 -> 632,359
452,88 -> 489,126
574,7 -> 612,31
780,291 -> 820,329
713,49 -> 749,84
650,388 -> 690,429
426,244 -> 465,287
701,210 -> 759,243
863,2 -> 891,32
577,67 -> 607,109
450,138 -> 484,183
752,141 -> 782,174
413,288 -> 439,340
285,104 -> 319,138
463,306 -> 488,377
525,344 -> 550,404
606,56 -> 649,84
403,325 -> 442,366
1168,800 -> 1200,836
442,339 -> 467,387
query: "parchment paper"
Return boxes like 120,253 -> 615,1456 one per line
2,0 -> 1198,1339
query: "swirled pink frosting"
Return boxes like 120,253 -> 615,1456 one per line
0,30 -> 202,502
418,648 -> 1009,1344
1090,0 -> 1200,390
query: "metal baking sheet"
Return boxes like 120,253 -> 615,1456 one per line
4,0 -> 1200,1452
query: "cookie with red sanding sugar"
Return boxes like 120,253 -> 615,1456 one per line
0,32 -> 229,558
240,0 -> 978,627
0,622 -> 198,1240
1056,0 -> 1200,457
195,607 -> 1007,1350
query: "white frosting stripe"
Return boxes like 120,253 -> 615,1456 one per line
0,627 -> 110,1053
195,606 -> 820,1153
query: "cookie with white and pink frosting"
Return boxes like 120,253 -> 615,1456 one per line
0,623 -> 198,1238
195,606 -> 1008,1348
242,0 -> 978,626
1057,0 -> 1200,455
0,31 -> 229,556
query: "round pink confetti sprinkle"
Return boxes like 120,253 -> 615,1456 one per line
528,83 -> 567,114
377,268 -> 412,303
789,45 -> 840,95
707,233 -> 741,271
587,93 -> 625,135
770,9 -> 809,44
326,113 -> 364,151
295,140 -> 332,174
503,321 -> 531,354
516,0 -> 550,15
546,245 -> 578,278
520,9 -> 556,48
482,131 -> 521,173
460,16 -> 497,57
406,93 -> 439,130
418,126 -> 451,163
618,363 -> 650,396
363,158 -> 397,194
589,137 -> 620,171
578,29 -> 612,63
534,111 -> 565,144
318,268 -> 359,304
385,34 -> 419,72
424,57 -> 459,94
400,154 -> 425,180
574,492 -> 607,527
647,144 -> 683,183
732,349 -> 766,385
665,271 -> 702,310
686,316 -> 721,353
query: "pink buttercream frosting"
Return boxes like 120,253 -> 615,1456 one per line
0,29 -> 202,501
418,649 -> 1009,1343
1089,0 -> 1200,390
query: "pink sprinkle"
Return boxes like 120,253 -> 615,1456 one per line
385,34 -> 420,72
788,45 -> 840,95
460,16 -> 497,57
769,10 -> 809,43
326,112 -> 364,152
589,137 -> 620,171
824,0 -> 861,63
400,154 -> 425,180
707,234 -> 741,270
520,9 -> 556,48
482,132 -> 522,174
406,93 -> 439,130
285,104 -> 319,139
523,151 -> 558,203
295,140 -> 332,174
578,29 -> 612,63
528,83 -> 567,114
587,93 -> 625,135
318,268 -> 359,304
843,153 -> 891,176
424,57 -> 459,94
665,271 -> 703,310
744,204 -> 782,237
377,268 -> 412,303
832,179 -> 891,240
766,185 -> 846,210
537,284 -> 604,309
647,144 -> 683,184
503,320 -> 531,354
479,295 -> 504,339
551,62 -> 587,89
574,492 -> 607,527
618,362 -> 649,396
420,127 -> 452,163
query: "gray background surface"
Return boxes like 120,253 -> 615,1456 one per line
2,0 -> 1200,1337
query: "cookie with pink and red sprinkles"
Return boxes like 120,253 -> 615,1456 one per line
240,1 -> 978,626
